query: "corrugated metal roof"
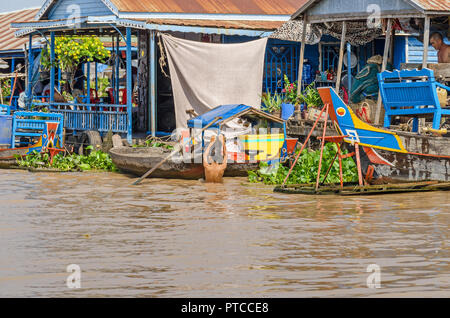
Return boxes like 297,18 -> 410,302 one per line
144,18 -> 285,30
410,0 -> 450,12
294,0 -> 450,19
110,0 -> 305,15
0,8 -> 39,52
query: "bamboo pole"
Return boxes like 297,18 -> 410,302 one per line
282,103 -> 328,187
315,104 -> 329,191
375,18 -> 392,125
335,21 -> 347,94
297,18 -> 308,94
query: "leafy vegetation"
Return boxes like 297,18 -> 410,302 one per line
248,143 -> 358,185
0,78 -> 11,102
299,83 -> 324,109
132,138 -> 174,150
40,36 -> 110,94
16,147 -> 117,172
261,91 -> 283,113
281,74 -> 300,105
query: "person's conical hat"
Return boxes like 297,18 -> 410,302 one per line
367,55 -> 383,65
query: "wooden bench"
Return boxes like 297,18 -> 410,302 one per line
378,68 -> 450,132
11,112 -> 64,148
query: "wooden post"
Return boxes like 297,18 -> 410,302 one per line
422,16 -> 430,69
375,18 -> 392,125
126,27 -> 133,144
389,28 -> 396,65
27,35 -> 33,108
347,42 -> 352,91
50,32 -> 55,103
318,43 -> 322,73
335,21 -> 347,94
297,18 -> 308,94
86,62 -> 90,104
354,143 -> 364,187
149,30 -> 157,137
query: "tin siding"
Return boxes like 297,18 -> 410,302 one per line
48,0 -> 112,20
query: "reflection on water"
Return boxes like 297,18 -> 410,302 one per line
0,170 -> 449,297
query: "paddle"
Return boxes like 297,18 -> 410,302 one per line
132,116 -> 222,185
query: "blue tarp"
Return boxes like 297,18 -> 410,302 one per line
187,104 -> 251,129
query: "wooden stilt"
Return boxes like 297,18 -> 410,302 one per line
354,143 -> 364,187
297,18 -> 308,94
337,143 -> 344,189
422,16 -> 430,69
375,18 -> 392,125
335,21 -> 347,94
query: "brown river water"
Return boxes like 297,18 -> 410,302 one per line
0,169 -> 449,297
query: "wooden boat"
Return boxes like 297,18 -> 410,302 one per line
317,87 -> 450,182
109,146 -> 259,179
111,104 -> 294,180
275,180 -> 450,196
0,147 -> 30,168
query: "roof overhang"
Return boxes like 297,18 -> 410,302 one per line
292,0 -> 449,23
12,16 -> 277,38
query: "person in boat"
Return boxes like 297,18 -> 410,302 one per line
430,32 -> 450,63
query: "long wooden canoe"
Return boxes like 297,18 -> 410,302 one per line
109,147 -> 259,180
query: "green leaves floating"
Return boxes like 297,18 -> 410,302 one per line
16,150 -> 117,172
248,143 -> 358,185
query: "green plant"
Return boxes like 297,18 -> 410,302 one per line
0,78 -> 11,100
16,148 -> 117,172
132,138 -> 174,150
95,77 -> 110,98
281,75 -> 300,105
248,143 -> 358,185
261,91 -> 283,113
41,35 -> 110,94
299,83 -> 324,109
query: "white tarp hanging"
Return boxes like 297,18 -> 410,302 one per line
161,34 -> 268,128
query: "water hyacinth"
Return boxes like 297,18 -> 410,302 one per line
16,147 -> 117,172
248,143 -> 358,185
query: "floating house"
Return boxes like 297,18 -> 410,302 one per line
10,0 -> 310,145
9,0 -> 449,146
288,0 -> 449,123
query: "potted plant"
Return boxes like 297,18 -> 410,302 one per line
261,91 -> 283,117
281,74 -> 304,120
299,83 -> 326,121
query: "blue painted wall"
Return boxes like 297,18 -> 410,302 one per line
405,36 -> 449,64
48,0 -> 112,20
